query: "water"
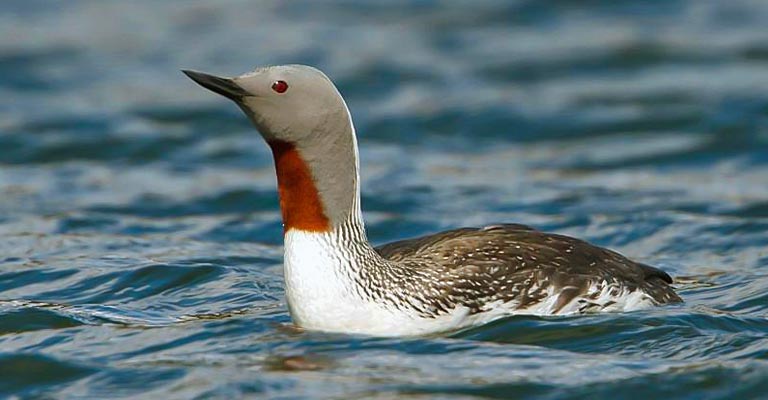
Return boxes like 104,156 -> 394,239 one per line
1,0 -> 768,398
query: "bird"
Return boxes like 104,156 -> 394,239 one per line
183,65 -> 682,337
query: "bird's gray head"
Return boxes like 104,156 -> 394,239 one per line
183,65 -> 351,145
183,64 -> 361,233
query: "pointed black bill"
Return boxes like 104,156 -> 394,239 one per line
182,70 -> 249,101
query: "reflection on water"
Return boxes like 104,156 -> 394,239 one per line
1,0 -> 768,398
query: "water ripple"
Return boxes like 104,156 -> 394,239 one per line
2,0 -> 768,398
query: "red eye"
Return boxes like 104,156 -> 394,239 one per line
271,80 -> 288,93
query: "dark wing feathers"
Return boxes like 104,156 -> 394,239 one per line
376,223 -> 537,261
374,224 -> 681,307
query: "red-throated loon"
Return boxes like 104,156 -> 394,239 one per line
183,65 -> 682,337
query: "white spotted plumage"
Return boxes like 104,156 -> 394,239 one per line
282,224 -> 669,337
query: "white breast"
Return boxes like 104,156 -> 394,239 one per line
282,229 -> 484,336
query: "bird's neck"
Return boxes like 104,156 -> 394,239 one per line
266,116 -> 397,328
267,116 -> 366,243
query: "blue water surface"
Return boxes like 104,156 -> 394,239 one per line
1,1 -> 768,398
